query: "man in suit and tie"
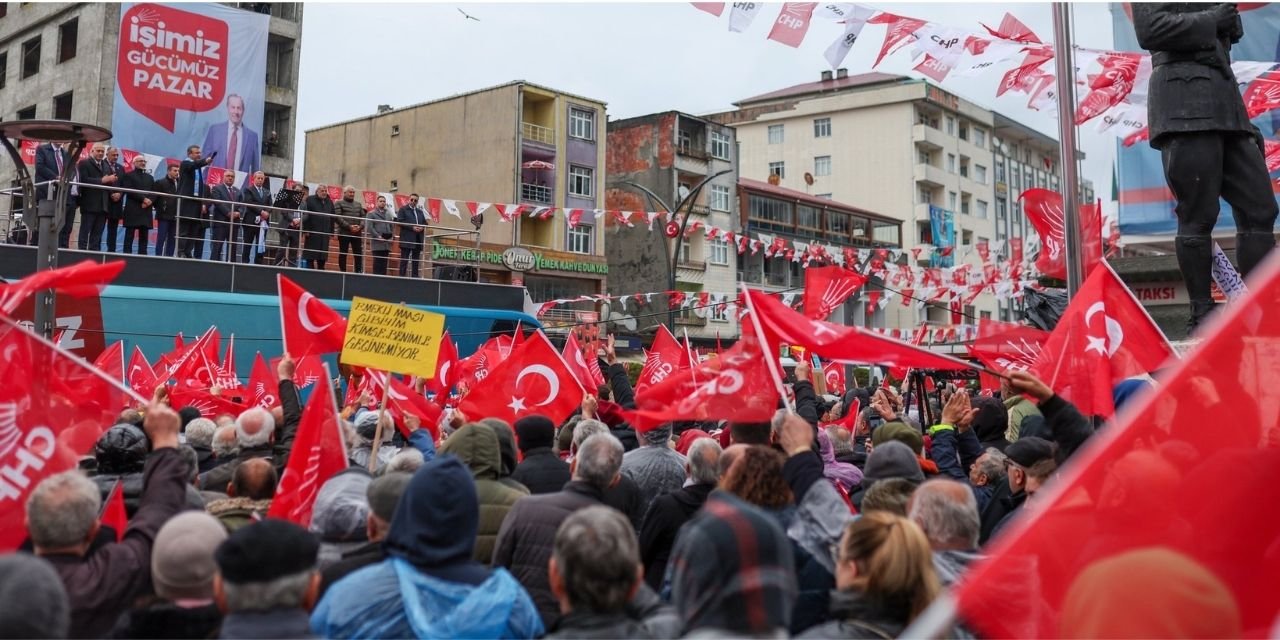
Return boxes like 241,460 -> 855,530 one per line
153,163 -> 182,257
239,171 -> 273,264
75,144 -> 119,251
208,170 -> 242,262
202,94 -> 260,174
396,193 -> 427,277
103,147 -> 126,253
33,142 -> 79,249
178,144 -> 216,259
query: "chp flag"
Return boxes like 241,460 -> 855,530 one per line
634,325 -> 686,395
267,365 -> 348,527
0,317 -> 146,551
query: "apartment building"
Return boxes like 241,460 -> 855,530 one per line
304,81 -> 609,301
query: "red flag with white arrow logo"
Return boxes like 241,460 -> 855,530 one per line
1030,261 -> 1177,418
968,319 -> 1049,374
247,352 -> 280,409
267,369 -> 348,527
635,325 -> 686,395
458,331 -> 584,425
803,265 -> 868,320
278,275 -> 348,357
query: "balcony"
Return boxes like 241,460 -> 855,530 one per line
914,162 -> 949,188
521,183 -> 553,204
912,123 -> 946,150
522,122 -> 555,146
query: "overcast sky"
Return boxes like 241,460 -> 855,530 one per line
293,2 -> 1118,212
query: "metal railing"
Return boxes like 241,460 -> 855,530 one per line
521,122 -> 555,145
3,180 -> 491,282
520,183 -> 552,204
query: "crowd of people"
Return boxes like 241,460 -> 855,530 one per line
0,341 -> 1105,639
23,142 -> 437,278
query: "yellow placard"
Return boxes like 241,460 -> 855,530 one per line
340,296 -> 445,378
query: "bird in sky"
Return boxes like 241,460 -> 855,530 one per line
458,7 -> 480,21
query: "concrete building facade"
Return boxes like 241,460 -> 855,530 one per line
304,81 -> 609,304
605,111 -> 739,344
0,2 -> 304,184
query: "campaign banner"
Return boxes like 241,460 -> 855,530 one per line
112,3 -> 268,175
928,205 -> 955,267
1111,3 -> 1280,235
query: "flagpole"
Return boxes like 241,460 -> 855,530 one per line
741,285 -> 796,413
368,369 -> 391,472
1051,2 -> 1085,299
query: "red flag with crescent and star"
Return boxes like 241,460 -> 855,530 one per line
424,330 -> 458,400
268,370 -> 348,527
126,346 -> 157,399
823,362 -> 846,396
1030,261 -> 1176,418
277,275 -> 348,357
458,331 -> 584,425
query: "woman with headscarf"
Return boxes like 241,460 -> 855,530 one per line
818,429 -> 863,493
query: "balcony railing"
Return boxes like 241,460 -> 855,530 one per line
521,183 -> 553,204
522,122 -> 555,145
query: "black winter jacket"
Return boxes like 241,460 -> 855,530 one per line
510,447 -> 570,495
637,482 -> 713,590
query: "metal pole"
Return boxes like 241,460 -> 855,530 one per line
37,140 -> 84,338
1052,2 -> 1085,297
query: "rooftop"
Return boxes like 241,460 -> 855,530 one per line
735,72 -> 909,106
739,177 -> 894,222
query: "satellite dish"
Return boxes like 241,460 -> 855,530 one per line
678,185 -> 691,200
767,174 -> 781,186
607,310 -> 637,332
804,172 -> 815,186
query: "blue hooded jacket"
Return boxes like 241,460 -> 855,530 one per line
310,455 -> 544,639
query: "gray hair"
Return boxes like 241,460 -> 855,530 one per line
687,438 -> 722,485
236,407 -> 275,448
573,433 -> 624,490
975,447 -> 1008,482
554,506 -> 640,614
0,554 -> 70,638
221,568 -> 313,612
642,425 -> 673,447
212,425 -> 240,458
384,448 -> 424,474
186,418 -> 217,448
179,445 -> 200,484
572,418 -> 609,450
25,471 -> 102,549
909,479 -> 981,549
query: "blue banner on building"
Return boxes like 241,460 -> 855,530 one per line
929,205 -> 954,267
1111,3 -> 1280,235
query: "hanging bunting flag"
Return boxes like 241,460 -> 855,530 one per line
868,12 -> 927,67
766,3 -> 818,48
729,1 -> 765,32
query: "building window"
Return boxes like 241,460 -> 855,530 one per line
710,302 -> 730,322
813,117 -> 831,138
918,187 -> 932,205
945,116 -> 955,136
52,91 -> 72,120
569,107 -> 595,141
17,104 -> 36,120
958,122 -> 969,141
710,130 -> 731,160
948,191 -> 957,210
0,4 -> 7,18
996,199 -> 1008,220
266,37 -> 295,88
567,224 -> 593,254
709,237 -> 730,265
0,51 -> 7,90
814,155 -> 831,177
946,154 -> 956,173
973,128 -> 986,148
767,124 -> 784,144
390,124 -> 400,136
568,165 -> 593,197
710,184 -> 730,212
995,162 -> 1006,184
974,164 -> 987,184
961,195 -> 971,215
21,36 -> 40,78
959,156 -> 970,179
57,18 -> 77,62
389,180 -> 398,191
976,199 -> 989,219
917,149 -> 929,164
768,161 -> 785,179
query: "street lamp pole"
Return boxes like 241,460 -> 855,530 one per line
1051,3 -> 1085,298
0,120 -> 112,338
617,168 -> 733,332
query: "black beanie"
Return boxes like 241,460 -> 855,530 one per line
215,519 -> 318,584
514,415 -> 556,452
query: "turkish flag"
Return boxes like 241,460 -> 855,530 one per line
458,331 -> 584,426
625,333 -> 779,433
968,319 -> 1050,374
0,260 -> 125,316
956,252 -> 1280,638
635,325 -> 686,395
804,265 -> 868,320
562,332 -> 597,391
100,479 -> 128,542
247,352 -> 280,409
1030,261 -> 1177,418
823,362 -> 846,396
0,320 -> 138,551
168,386 -> 246,419
363,371 -> 442,440
93,340 -> 126,386
423,331 -> 458,398
126,346 -> 157,399
268,374 -> 348,527
745,288 -> 975,370
277,275 -> 347,357
1022,189 -> 1104,280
